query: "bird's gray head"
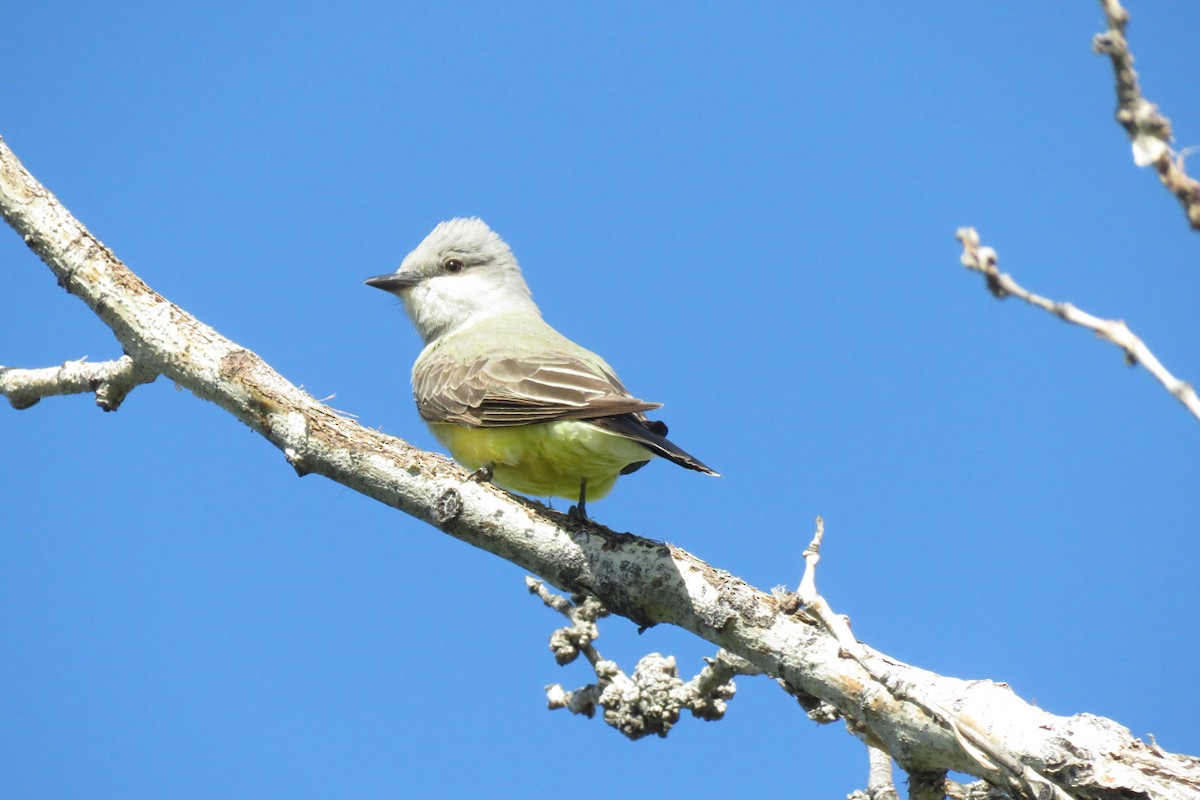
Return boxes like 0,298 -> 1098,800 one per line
365,217 -> 539,343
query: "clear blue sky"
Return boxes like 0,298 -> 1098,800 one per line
3,2 -> 1198,797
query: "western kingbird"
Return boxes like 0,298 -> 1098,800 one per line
365,217 -> 717,518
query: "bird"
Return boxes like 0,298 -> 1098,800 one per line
365,217 -> 717,519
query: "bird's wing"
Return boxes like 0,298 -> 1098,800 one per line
413,325 -> 662,427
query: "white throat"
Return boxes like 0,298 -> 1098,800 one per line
404,270 -> 540,343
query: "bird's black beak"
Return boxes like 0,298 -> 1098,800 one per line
364,273 -> 419,293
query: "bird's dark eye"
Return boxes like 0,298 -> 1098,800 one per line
443,258 -> 464,273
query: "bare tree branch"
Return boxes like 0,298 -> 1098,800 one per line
4,135 -> 1200,798
790,519 -> 1072,800
956,227 -> 1200,424
865,741 -> 901,800
0,355 -> 157,410
1093,0 -> 1200,230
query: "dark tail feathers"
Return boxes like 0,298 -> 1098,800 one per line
596,414 -> 719,476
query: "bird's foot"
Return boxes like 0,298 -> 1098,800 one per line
467,464 -> 494,483
567,478 -> 589,523
567,501 -> 589,523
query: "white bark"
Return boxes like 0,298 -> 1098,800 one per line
0,355 -> 156,410
3,135 -> 1198,799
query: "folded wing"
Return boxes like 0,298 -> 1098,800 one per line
415,352 -> 661,425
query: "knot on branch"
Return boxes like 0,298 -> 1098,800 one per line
434,487 -> 463,523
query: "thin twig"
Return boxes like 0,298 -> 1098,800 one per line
0,355 -> 157,411
1093,0 -> 1200,229
957,227 -> 1200,424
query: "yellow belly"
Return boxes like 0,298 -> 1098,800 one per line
428,420 -> 652,501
